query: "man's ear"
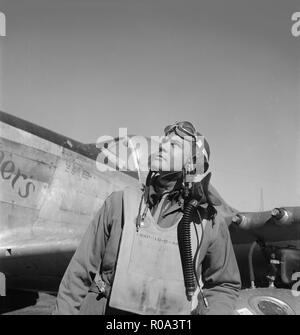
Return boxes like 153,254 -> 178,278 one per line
202,173 -> 222,206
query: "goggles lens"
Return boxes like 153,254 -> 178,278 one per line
164,121 -> 197,140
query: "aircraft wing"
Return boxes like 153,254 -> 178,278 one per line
229,207 -> 300,246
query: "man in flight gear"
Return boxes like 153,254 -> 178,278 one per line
53,121 -> 241,315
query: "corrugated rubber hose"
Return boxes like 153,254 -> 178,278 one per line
178,199 -> 198,301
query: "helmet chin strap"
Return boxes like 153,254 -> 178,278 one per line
146,170 -> 182,184
144,170 -> 183,206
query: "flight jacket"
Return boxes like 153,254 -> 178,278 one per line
53,188 -> 241,315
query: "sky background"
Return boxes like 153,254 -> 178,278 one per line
0,0 -> 299,211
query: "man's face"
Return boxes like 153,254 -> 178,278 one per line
149,133 -> 193,172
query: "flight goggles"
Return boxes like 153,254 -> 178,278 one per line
164,121 -> 197,140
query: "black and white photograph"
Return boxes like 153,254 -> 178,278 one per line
0,0 -> 299,319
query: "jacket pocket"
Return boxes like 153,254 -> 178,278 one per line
79,291 -> 107,315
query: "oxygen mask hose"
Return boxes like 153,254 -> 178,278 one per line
178,199 -> 199,301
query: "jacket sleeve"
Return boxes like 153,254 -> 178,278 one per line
200,216 -> 241,315
53,193 -> 114,315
